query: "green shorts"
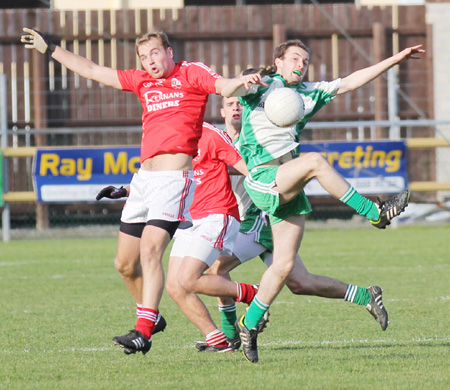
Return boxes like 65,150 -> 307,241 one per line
244,166 -> 312,225
239,203 -> 273,252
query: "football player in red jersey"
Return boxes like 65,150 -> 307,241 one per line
21,28 -> 260,355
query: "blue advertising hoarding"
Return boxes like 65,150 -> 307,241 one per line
301,140 -> 408,196
33,146 -> 140,202
32,141 -> 408,202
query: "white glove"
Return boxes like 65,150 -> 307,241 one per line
21,27 -> 56,55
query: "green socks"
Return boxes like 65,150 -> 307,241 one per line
344,284 -> 371,306
340,187 -> 380,221
219,304 -> 238,339
244,295 -> 270,330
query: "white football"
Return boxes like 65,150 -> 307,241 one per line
264,87 -> 305,127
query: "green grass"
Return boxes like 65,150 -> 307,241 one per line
1,225 -> 449,389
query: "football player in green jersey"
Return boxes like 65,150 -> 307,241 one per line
207,96 -> 398,353
222,40 -> 424,363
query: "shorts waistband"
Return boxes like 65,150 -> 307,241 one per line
250,165 -> 277,173
251,153 -> 293,172
138,169 -> 193,178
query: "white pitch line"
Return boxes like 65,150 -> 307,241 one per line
261,336 -> 450,348
0,261 -> 41,266
0,336 -> 448,354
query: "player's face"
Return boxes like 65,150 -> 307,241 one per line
138,38 -> 175,79
275,46 -> 309,85
221,97 -> 242,130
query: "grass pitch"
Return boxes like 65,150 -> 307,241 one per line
0,225 -> 449,389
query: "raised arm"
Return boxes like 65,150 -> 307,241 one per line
21,28 -> 122,90
218,73 -> 267,97
337,45 -> 425,95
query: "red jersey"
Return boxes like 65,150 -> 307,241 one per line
190,122 -> 242,221
117,61 -> 220,163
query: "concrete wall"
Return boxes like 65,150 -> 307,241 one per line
427,3 -> 450,199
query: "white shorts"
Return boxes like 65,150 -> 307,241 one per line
233,231 -> 270,264
260,251 -> 274,267
170,214 -> 240,267
121,169 -> 195,224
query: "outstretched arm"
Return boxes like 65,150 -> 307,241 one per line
21,28 -> 122,89
218,73 -> 268,97
337,45 -> 425,95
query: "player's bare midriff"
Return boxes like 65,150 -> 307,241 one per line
256,152 -> 293,168
141,153 -> 193,171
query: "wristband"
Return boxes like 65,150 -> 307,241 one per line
47,41 -> 57,55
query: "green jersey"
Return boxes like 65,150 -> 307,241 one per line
238,74 -> 341,170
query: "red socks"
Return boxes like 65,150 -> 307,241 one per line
206,329 -> 228,348
235,282 -> 258,305
135,307 -> 158,339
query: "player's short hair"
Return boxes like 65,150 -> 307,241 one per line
135,31 -> 171,54
274,39 -> 310,60
241,68 -> 259,76
241,66 -> 276,77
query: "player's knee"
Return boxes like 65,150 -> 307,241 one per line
286,272 -> 314,295
273,260 -> 295,280
177,272 -> 197,293
286,279 -> 307,295
114,256 -> 138,278
304,152 -> 328,173
139,244 -> 164,266
166,276 -> 182,300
